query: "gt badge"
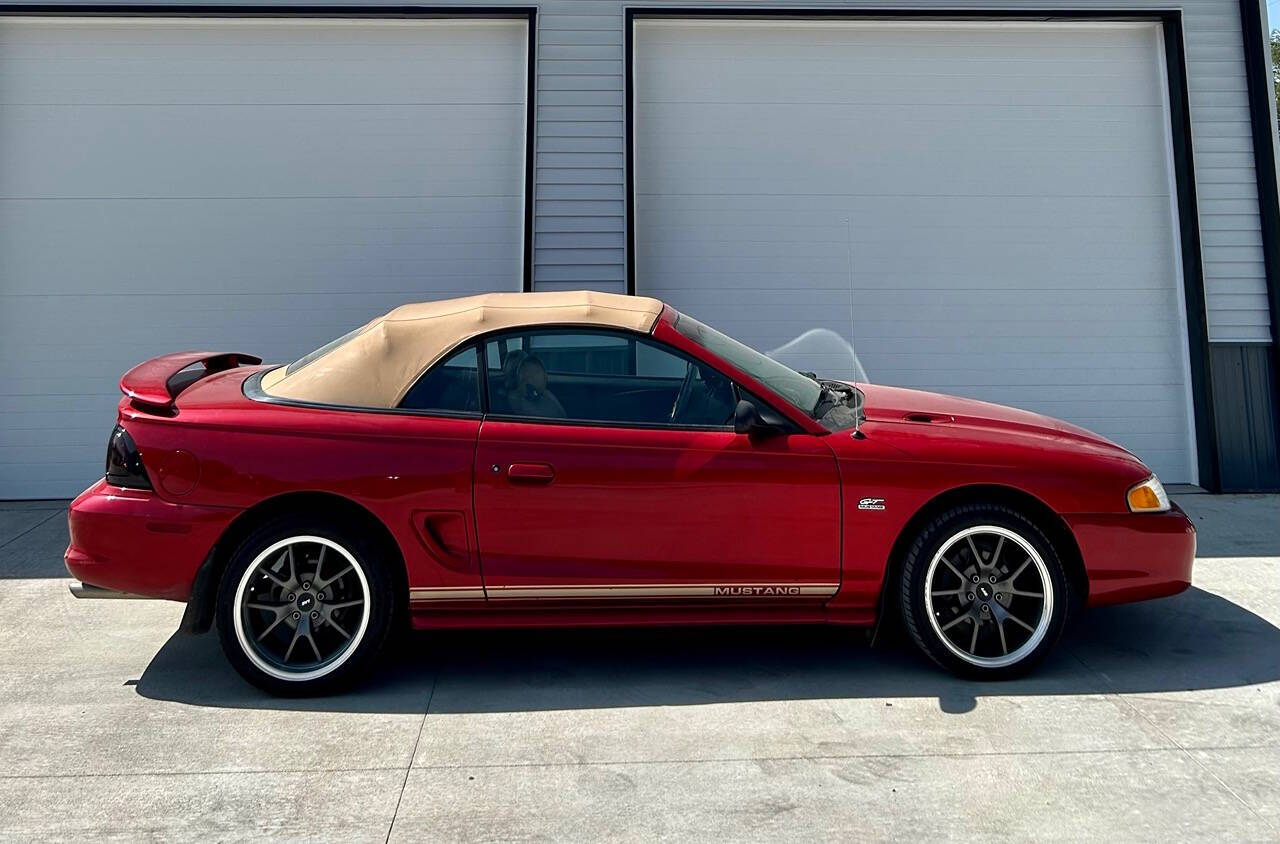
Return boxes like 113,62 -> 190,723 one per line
858,497 -> 887,511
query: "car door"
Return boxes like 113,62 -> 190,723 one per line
392,343 -> 487,602
471,328 -> 841,604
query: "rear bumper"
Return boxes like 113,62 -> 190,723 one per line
65,479 -> 237,601
1067,503 -> 1197,608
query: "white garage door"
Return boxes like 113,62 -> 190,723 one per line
633,20 -> 1199,483
0,16 -> 529,498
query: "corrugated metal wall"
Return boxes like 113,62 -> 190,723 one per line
534,3 -> 629,293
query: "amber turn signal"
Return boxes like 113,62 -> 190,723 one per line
1126,476 -> 1171,513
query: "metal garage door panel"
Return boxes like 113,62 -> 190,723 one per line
0,17 -> 528,498
634,20 -> 1197,483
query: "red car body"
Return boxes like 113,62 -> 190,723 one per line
66,303 -> 1195,637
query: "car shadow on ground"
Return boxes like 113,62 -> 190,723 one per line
135,585 -> 1280,715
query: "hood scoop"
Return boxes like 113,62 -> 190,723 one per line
902,412 -> 954,424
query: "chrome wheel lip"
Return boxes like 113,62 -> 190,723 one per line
923,525 -> 1053,669
232,535 -> 371,683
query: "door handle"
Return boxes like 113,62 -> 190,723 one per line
507,462 -> 555,484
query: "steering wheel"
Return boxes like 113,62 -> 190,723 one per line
670,364 -> 698,423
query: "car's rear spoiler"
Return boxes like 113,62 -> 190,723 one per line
120,351 -> 262,412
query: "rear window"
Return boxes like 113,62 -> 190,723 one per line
284,325 -> 369,376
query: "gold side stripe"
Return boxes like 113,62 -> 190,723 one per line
410,584 -> 839,602
410,587 -> 486,601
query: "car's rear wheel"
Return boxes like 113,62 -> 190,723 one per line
899,504 -> 1072,679
215,517 -> 393,695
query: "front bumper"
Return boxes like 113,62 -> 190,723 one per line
65,479 -> 237,601
1067,503 -> 1197,608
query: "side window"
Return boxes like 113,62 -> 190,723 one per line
399,344 -> 480,413
485,330 -> 736,427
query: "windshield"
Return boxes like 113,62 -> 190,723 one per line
674,313 -> 823,416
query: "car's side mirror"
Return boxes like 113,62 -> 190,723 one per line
734,399 -> 784,438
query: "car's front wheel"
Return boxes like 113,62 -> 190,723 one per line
899,504 -> 1072,679
215,517 -> 394,695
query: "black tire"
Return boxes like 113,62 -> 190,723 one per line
899,503 -> 1072,680
215,515 -> 395,696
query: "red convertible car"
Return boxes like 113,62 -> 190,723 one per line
66,291 -> 1195,695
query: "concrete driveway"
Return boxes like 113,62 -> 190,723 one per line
0,494 -> 1277,841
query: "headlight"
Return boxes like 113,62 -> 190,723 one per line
1127,475 -> 1170,513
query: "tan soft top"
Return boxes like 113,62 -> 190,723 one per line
260,290 -> 665,408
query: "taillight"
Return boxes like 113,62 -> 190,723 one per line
105,425 -> 152,490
